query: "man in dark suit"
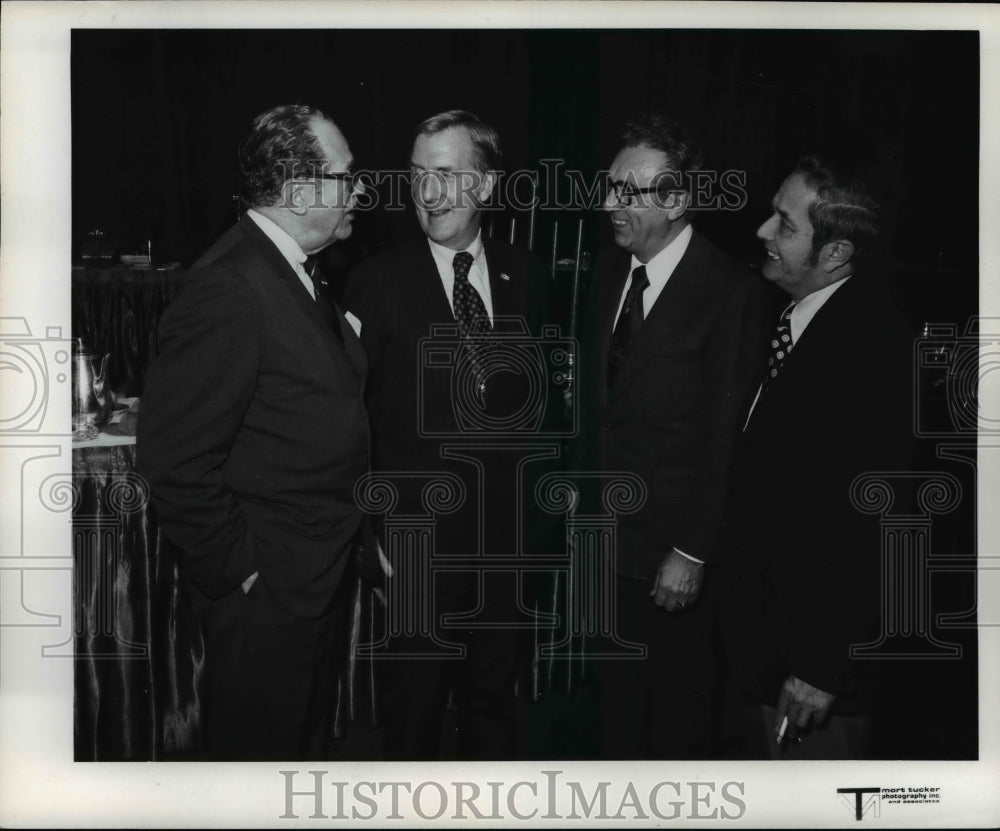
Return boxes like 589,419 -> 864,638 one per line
343,110 -> 548,759
720,156 -> 914,759
584,114 -> 769,759
138,104 -> 369,760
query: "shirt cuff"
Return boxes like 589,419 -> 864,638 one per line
674,547 -> 704,565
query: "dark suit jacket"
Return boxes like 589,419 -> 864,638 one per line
343,238 -> 551,569
720,273 -> 915,712
137,218 -> 370,618
581,230 -> 770,579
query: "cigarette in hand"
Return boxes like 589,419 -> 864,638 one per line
776,715 -> 788,745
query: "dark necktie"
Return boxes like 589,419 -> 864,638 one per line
452,251 -> 492,404
762,302 -> 795,391
607,265 -> 649,387
303,254 -> 343,344
452,251 -> 492,337
303,255 -> 325,300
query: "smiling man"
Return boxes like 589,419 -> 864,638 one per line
343,110 -> 547,760
139,104 -> 369,760
720,156 -> 915,759
583,113 -> 769,759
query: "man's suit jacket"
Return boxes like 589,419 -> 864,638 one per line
343,239 -> 550,568
583,230 -> 770,579
138,218 -> 370,618
720,274 -> 915,712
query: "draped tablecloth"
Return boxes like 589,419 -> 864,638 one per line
71,265 -> 187,397
72,443 -> 383,760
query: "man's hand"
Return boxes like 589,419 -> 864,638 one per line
775,675 -> 836,744
650,548 -> 703,611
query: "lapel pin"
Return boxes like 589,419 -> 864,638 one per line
500,272 -> 511,282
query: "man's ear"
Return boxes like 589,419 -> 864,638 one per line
664,189 -> 690,221
475,171 -> 497,205
821,238 -> 855,272
283,180 -> 310,216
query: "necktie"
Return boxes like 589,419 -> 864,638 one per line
762,302 -> 795,391
303,254 -> 343,344
452,251 -> 491,404
607,265 -> 649,387
303,255 -> 325,300
452,251 -> 491,337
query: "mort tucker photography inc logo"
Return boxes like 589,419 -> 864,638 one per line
837,785 -> 942,820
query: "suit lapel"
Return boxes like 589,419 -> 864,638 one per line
605,232 -> 718,405
484,239 -> 521,323
407,240 -> 457,324
598,250 -> 630,400
739,276 -> 861,447
240,219 -> 364,380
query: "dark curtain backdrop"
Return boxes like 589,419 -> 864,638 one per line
72,28 -> 978,325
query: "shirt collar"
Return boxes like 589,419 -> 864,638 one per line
789,276 -> 851,345
246,209 -> 308,271
427,230 -> 485,271
630,223 -> 693,286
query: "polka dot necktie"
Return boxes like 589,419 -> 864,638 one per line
762,302 -> 796,391
452,251 -> 491,338
607,265 -> 649,388
452,251 -> 492,403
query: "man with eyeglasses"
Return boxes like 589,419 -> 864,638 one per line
582,113 -> 770,759
139,104 -> 368,760
343,110 -> 549,759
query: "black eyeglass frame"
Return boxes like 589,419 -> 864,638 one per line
605,179 -> 681,208
296,171 -> 356,187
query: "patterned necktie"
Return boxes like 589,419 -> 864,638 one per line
607,265 -> 649,387
452,251 -> 492,337
452,251 -> 491,404
762,302 -> 795,391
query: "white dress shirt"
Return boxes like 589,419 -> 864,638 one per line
427,232 -> 493,323
743,276 -> 852,426
613,223 -> 693,328
246,209 -> 315,300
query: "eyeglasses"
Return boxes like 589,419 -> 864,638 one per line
301,171 -> 357,189
604,179 -> 668,208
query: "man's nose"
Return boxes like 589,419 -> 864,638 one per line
601,185 -> 617,212
417,173 -> 445,209
349,180 -> 365,207
757,214 -> 776,240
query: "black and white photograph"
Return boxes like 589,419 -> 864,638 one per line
1,1 -> 998,826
